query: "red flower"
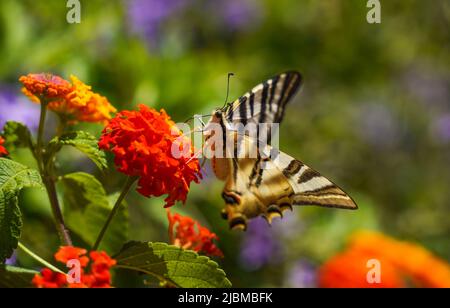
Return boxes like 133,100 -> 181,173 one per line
88,251 -> 117,288
167,209 -> 223,257
32,268 -> 67,289
0,137 -> 8,156
32,246 -> 116,288
99,104 -> 202,207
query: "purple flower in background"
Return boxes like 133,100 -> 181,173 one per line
285,259 -> 317,288
126,0 -> 187,44
355,103 -> 400,148
402,66 -> 450,110
431,113 -> 450,144
272,210 -> 303,238
126,0 -> 264,47
239,216 -> 283,271
0,85 -> 40,132
218,0 -> 263,31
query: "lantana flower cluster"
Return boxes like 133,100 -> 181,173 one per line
99,104 -> 202,207
167,209 -> 223,257
32,246 -> 116,288
319,231 -> 450,288
19,73 -> 116,124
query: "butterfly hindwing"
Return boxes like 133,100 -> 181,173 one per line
275,151 -> 358,210
217,134 -> 357,230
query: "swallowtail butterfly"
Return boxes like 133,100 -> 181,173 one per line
202,71 -> 357,231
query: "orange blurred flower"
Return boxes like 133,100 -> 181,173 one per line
20,73 -> 71,100
319,231 -> 450,288
32,246 -> 116,288
319,250 -> 404,288
99,104 -> 202,207
0,136 -> 8,156
167,209 -> 223,257
19,73 -> 116,125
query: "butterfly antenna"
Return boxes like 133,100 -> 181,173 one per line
222,72 -> 234,109
183,114 -> 211,123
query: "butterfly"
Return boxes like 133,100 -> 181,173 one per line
202,71 -> 357,231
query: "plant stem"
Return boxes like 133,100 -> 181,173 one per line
36,100 -> 72,246
56,115 -> 68,137
43,176 -> 73,246
36,100 -> 47,172
92,176 -> 137,250
18,242 -> 64,274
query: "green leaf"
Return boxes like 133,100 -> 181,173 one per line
1,121 -> 34,152
0,158 -> 42,262
48,131 -> 107,170
61,172 -> 128,253
0,265 -> 38,288
115,242 -> 231,288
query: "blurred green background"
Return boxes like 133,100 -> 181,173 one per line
1,0 -> 449,287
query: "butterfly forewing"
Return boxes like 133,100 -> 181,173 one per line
225,71 -> 302,128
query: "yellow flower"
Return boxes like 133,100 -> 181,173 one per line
65,75 -> 94,107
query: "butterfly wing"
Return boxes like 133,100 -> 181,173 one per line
224,71 -> 302,142
218,133 -> 357,230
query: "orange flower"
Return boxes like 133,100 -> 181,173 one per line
99,104 -> 202,207
167,209 -> 223,257
54,246 -> 89,267
19,73 -> 116,125
348,231 -> 450,288
319,250 -> 404,288
319,231 -> 450,288
0,136 -> 8,156
32,246 -> 116,288
19,73 -> 72,101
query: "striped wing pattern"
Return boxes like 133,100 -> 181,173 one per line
209,71 -> 357,230
276,152 -> 358,210
219,134 -> 357,230
224,71 -> 302,127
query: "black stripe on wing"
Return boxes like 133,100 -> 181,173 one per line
225,71 -> 302,126
274,71 -> 302,123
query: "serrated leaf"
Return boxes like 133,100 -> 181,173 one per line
48,131 -> 107,170
115,242 -> 231,288
1,121 -> 34,152
61,172 -> 128,253
0,158 -> 42,262
0,265 -> 38,288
